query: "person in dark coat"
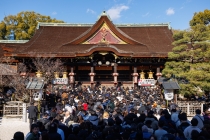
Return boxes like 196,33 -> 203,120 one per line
48,122 -> 62,140
28,102 -> 38,128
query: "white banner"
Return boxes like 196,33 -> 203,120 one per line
53,78 -> 68,85
164,89 -> 174,100
138,79 -> 156,86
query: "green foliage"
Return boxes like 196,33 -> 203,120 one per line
1,11 -> 64,40
0,21 -> 6,39
163,9 -> 210,96
190,9 -> 210,26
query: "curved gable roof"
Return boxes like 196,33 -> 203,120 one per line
66,12 -> 145,45
0,12 -> 173,58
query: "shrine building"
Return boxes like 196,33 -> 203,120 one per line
0,11 -> 174,87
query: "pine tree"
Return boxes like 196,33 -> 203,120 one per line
162,9 -> 210,96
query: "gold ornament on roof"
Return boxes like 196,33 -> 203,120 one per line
100,27 -> 109,43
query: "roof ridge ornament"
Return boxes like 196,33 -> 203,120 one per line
102,11 -> 106,16
98,11 -> 112,22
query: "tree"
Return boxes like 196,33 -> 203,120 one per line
0,55 -> 66,102
162,9 -> 210,96
31,57 -> 66,84
0,21 -> 6,39
0,11 -> 64,40
0,56 -> 30,102
190,9 -> 210,26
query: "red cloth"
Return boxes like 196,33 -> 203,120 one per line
83,103 -> 88,111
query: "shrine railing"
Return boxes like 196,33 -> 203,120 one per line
3,101 -> 24,118
177,101 -> 204,116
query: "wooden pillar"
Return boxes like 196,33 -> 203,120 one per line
89,66 -> 95,88
0,75 -> 2,85
114,63 -> 117,73
174,93 -> 177,104
112,63 -> 118,86
69,67 -> 75,88
156,67 -> 162,79
132,66 -> 139,87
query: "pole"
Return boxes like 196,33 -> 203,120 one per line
22,103 -> 27,122
30,90 -> 32,103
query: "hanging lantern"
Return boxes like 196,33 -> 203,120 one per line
148,70 -> 154,79
54,72 -> 59,78
140,70 -> 145,79
36,71 -> 43,78
62,72 -> 68,78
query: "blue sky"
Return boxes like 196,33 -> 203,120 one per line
0,0 -> 209,30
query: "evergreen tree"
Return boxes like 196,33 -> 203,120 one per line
0,21 -> 6,39
190,9 -> 210,26
0,11 -> 64,40
162,9 -> 210,96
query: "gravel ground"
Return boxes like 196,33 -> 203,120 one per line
0,117 -> 29,140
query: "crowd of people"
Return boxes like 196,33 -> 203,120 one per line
11,85 -> 210,140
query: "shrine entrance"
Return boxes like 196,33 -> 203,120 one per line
92,52 -> 115,81
95,66 -> 113,81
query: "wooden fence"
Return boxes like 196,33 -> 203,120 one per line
3,101 -> 24,118
177,101 -> 204,116
1,101 -> 206,118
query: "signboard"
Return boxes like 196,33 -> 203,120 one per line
53,78 -> 68,85
138,79 -> 156,86
164,89 -> 174,100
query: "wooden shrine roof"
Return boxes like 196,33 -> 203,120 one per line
0,12 -> 174,58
